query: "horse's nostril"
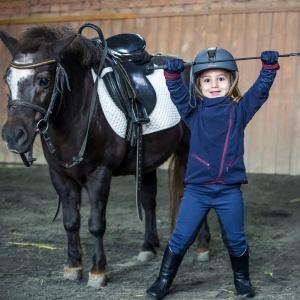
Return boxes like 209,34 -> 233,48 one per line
16,128 -> 24,139
15,127 -> 28,147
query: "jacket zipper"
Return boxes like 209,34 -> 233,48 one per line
191,153 -> 210,169
217,102 -> 232,181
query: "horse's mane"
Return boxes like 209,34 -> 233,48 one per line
15,25 -> 99,67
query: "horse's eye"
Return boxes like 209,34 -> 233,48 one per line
39,78 -> 50,87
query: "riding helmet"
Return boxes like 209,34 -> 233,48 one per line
192,47 -> 238,78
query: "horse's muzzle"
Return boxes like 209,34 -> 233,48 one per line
2,123 -> 33,155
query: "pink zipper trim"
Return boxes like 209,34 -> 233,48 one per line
192,153 -> 210,169
218,102 -> 232,180
226,153 -> 243,172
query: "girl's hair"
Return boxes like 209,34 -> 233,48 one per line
195,70 -> 242,103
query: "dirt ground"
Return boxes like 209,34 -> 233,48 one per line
0,163 -> 299,300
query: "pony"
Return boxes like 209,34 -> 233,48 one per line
0,23 -> 210,288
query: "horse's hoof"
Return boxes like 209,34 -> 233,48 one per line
63,266 -> 83,281
137,251 -> 155,262
197,247 -> 211,262
87,272 -> 108,288
197,251 -> 210,261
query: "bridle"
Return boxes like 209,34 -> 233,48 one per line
8,58 -> 74,167
7,23 -> 108,168
9,58 -> 71,123
8,59 -> 58,118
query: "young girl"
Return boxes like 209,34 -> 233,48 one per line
146,48 -> 280,299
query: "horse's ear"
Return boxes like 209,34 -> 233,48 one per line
51,33 -> 78,59
0,31 -> 18,55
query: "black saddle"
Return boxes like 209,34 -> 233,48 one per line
92,33 -> 157,145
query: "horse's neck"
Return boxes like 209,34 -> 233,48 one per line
52,70 -> 95,136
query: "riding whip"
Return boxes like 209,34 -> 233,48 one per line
148,49 -> 300,71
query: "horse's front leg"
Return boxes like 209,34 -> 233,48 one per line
49,169 -> 84,281
85,167 -> 112,288
137,170 -> 160,262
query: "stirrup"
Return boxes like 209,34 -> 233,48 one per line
132,99 -> 150,125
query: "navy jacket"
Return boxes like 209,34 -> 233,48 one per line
166,67 -> 277,185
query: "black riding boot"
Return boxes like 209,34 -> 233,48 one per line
146,246 -> 184,300
229,247 -> 255,298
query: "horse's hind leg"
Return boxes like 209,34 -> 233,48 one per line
137,170 -> 160,262
49,170 -> 84,281
196,216 -> 211,261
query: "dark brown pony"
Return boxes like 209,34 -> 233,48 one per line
0,24 -> 210,288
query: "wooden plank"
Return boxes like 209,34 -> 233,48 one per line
218,13 -> 233,51
274,12 -> 299,174
180,15 -> 195,62
286,13 -> 300,174
191,14 -> 208,59
253,13 -> 274,174
1,6 -> 300,26
144,17 -> 159,55
123,18 -> 136,34
266,12 -> 287,173
167,16 -> 183,56
0,24 -> 27,164
153,17 -> 170,55
241,13 -> 260,172
204,14 -> 220,47
137,7 -> 300,18
0,14 -> 137,26
229,13 -> 246,60
243,13 -> 273,173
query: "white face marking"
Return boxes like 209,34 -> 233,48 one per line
7,54 -> 35,100
14,53 -> 35,64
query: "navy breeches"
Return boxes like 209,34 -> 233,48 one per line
169,183 -> 247,257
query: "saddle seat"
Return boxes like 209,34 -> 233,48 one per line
106,33 -> 150,65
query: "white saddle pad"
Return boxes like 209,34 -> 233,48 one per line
92,68 -> 180,138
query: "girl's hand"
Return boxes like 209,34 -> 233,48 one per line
165,59 -> 185,74
261,51 -> 280,70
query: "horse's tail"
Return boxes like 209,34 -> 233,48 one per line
168,151 -> 187,231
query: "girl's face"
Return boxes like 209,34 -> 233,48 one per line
198,69 -> 231,98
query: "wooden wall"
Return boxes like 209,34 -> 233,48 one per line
0,8 -> 300,174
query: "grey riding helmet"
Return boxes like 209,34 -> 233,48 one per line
192,47 -> 238,79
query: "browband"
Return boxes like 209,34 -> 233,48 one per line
9,59 -> 57,69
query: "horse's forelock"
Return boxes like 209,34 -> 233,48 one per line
16,25 -> 74,50
15,25 -> 98,67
